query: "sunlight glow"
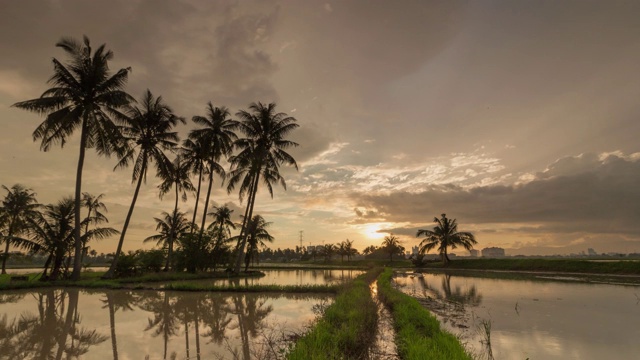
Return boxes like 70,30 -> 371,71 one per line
362,223 -> 387,240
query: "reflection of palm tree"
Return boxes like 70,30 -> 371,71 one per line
440,274 -> 482,306
416,213 -> 477,265
101,290 -> 138,360
229,294 -> 274,360
141,292 -> 180,359
105,90 -> 183,278
13,36 -> 133,280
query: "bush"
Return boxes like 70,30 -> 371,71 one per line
114,251 -> 139,277
138,249 -> 165,273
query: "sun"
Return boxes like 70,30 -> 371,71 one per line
363,223 -> 387,240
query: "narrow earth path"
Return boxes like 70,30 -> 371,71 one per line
368,281 -> 400,359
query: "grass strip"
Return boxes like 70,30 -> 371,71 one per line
165,283 -> 338,293
287,268 -> 382,360
377,268 -> 471,360
422,258 -> 640,275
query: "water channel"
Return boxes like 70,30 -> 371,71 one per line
394,271 -> 640,360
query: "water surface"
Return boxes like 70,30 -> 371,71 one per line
394,271 -> 640,360
0,287 -> 329,359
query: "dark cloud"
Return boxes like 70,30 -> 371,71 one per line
353,153 -> 640,236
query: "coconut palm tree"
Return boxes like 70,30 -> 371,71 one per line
0,184 -> 40,274
381,235 -> 404,263
12,36 -> 134,280
244,215 -> 274,271
189,103 -> 238,244
105,90 -> 183,278
144,209 -> 192,271
207,205 -> 236,248
180,138 -> 209,231
416,213 -> 477,266
79,192 -> 111,264
227,102 -> 299,274
157,155 -> 195,270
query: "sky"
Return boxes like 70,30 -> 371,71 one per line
1,0 -> 640,256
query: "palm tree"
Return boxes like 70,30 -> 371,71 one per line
381,235 -> 404,263
227,102 -> 299,274
12,36 -> 133,280
207,205 -> 236,249
416,213 -> 477,265
244,215 -> 274,271
0,184 -> 40,274
320,244 -> 336,262
157,155 -> 195,270
180,138 -> 209,231
80,192 -> 111,264
189,103 -> 238,245
144,210 -> 192,270
105,90 -> 183,278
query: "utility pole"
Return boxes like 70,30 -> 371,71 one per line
299,230 -> 304,250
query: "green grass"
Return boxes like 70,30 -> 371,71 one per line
421,258 -> 640,275
287,268 -> 382,360
0,270 -> 266,291
377,268 -> 471,360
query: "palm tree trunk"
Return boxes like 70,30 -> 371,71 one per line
104,157 -> 148,279
164,187 -> 179,271
197,170 -> 215,243
195,307 -> 201,360
233,172 -> 260,274
107,292 -> 119,360
1,230 -> 11,274
190,167 -> 203,233
71,119 -> 89,281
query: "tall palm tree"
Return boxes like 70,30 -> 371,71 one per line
105,90 -> 183,278
12,36 -> 133,280
244,215 -> 274,271
144,209 -> 192,270
189,103 -> 238,244
180,138 -> 209,231
416,213 -> 477,265
381,235 -> 404,263
0,184 -> 40,274
227,102 -> 299,274
158,155 -> 195,270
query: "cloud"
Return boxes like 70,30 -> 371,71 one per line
352,152 -> 640,238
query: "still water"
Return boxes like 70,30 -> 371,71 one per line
180,269 -> 365,287
0,288 -> 329,359
394,271 -> 640,360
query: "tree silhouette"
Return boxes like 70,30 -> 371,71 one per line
0,184 -> 39,274
144,209 -> 192,270
12,36 -> 133,280
416,213 -> 477,265
189,103 -> 238,246
227,102 -> 299,274
243,215 -> 274,271
157,155 -> 194,270
381,235 -> 404,263
180,138 -> 208,232
105,89 -> 183,278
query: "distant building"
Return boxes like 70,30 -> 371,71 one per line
411,246 -> 419,256
587,248 -> 597,256
481,247 -> 505,258
469,249 -> 479,257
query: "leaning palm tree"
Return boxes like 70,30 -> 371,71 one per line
189,103 -> 238,244
180,138 -> 209,231
416,213 -> 477,266
243,215 -> 274,271
157,155 -> 195,270
227,102 -> 299,274
104,90 -> 183,278
0,184 -> 40,274
12,36 -> 133,280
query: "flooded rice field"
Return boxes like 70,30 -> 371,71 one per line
394,271 -> 640,360
0,288 -> 330,359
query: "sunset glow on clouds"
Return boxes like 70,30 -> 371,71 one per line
1,0 -> 640,255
